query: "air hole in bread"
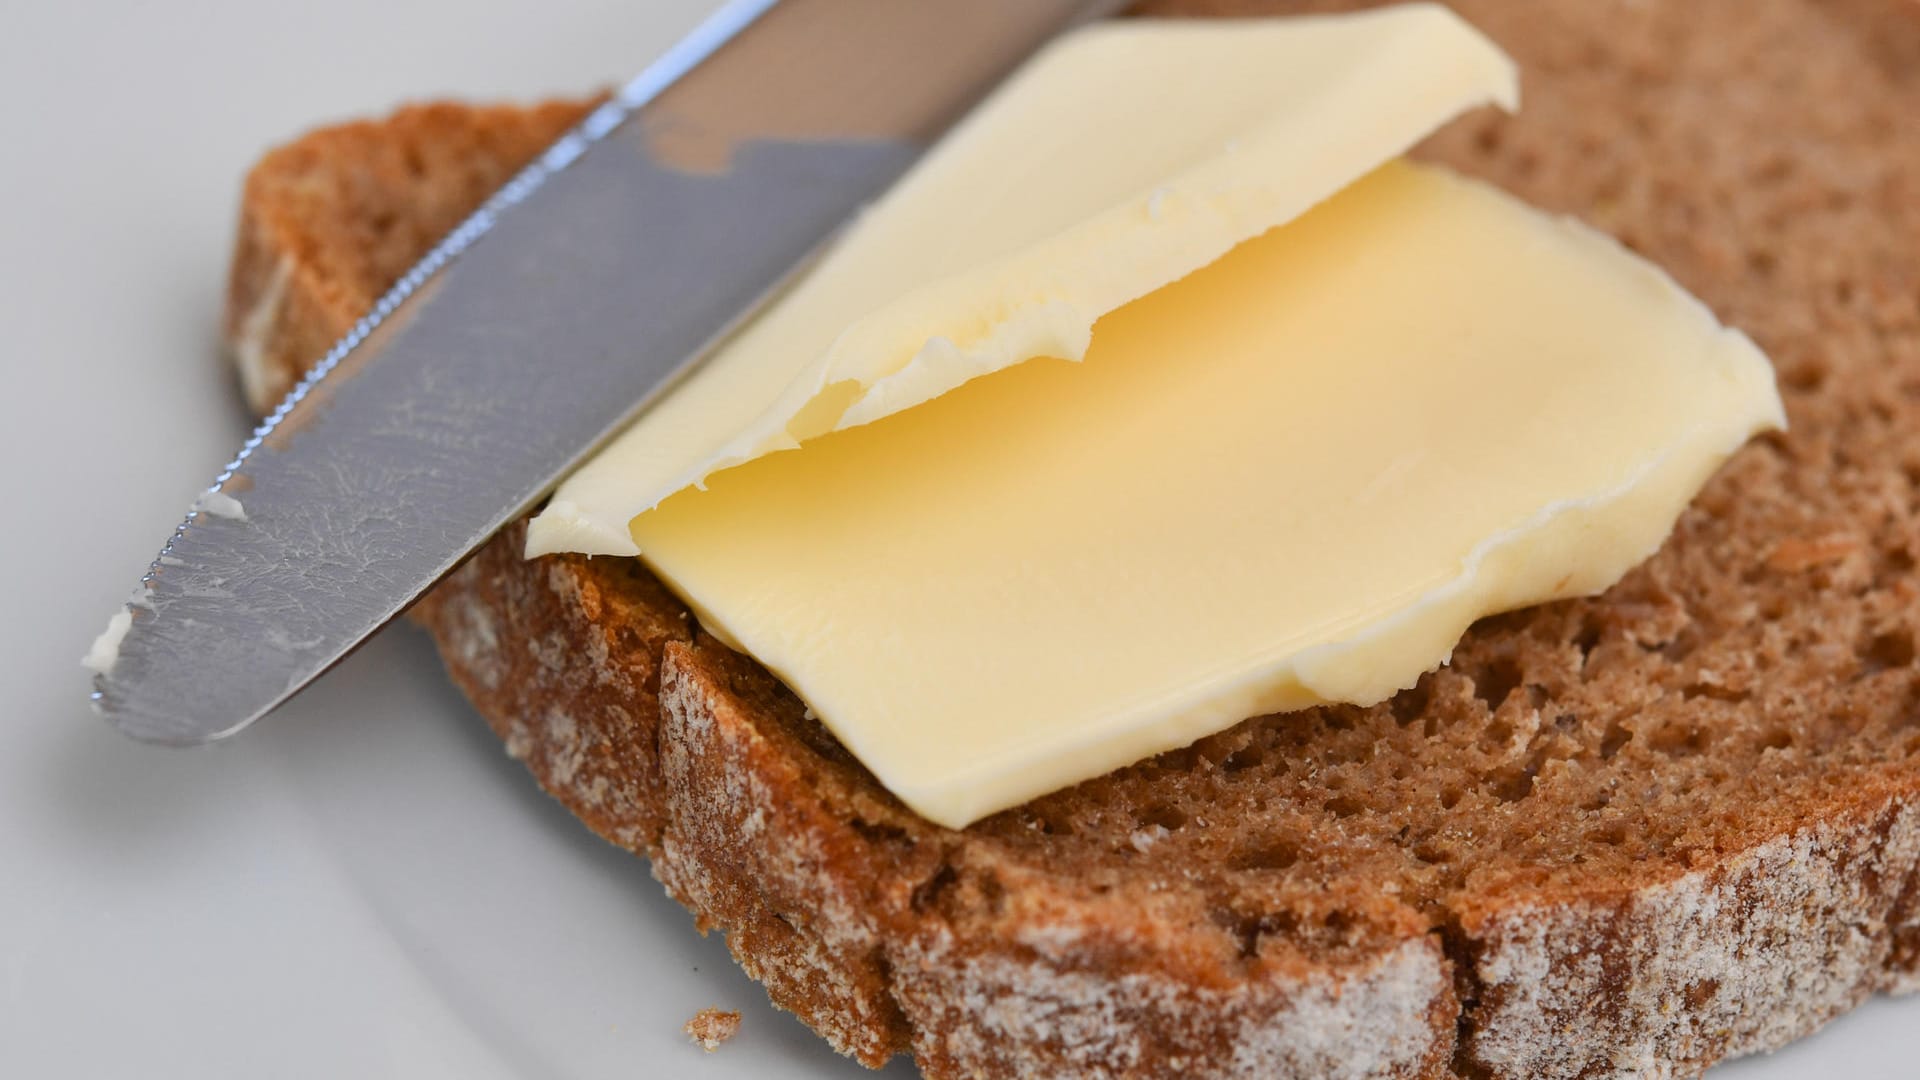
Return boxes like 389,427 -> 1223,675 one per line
1323,910 -> 1356,943
1390,679 -> 1434,727
1600,720 -> 1634,760
1323,795 -> 1365,818
1155,746 -> 1200,772
1588,824 -> 1630,848
1141,803 -> 1188,831
1487,765 -> 1537,803
850,819 -> 911,848
1681,680 -> 1749,703
1662,631 -> 1699,663
978,875 -> 1008,917
1482,719 -> 1515,751
1573,616 -> 1606,662
1210,907 -> 1300,961
1468,657 -> 1525,713
1862,628 -> 1916,673
1223,744 -> 1266,773
1882,546 -> 1916,576
1028,813 -> 1076,838
1231,839 -> 1300,872
910,864 -> 958,914
1649,724 -> 1709,756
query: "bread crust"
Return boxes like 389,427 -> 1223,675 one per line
404,529 -> 1463,1076
225,2 -> 1920,1075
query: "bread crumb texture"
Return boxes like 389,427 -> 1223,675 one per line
228,1 -> 1920,1076
685,1007 -> 742,1052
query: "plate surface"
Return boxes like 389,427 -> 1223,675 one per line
0,0 -> 1909,1076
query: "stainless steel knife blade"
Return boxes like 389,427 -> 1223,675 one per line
93,0 -> 1126,745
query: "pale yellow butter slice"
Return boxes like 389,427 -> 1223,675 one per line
629,163 -> 1782,828
525,5 -> 1518,557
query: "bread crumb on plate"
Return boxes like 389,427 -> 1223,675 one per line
684,1007 -> 741,1052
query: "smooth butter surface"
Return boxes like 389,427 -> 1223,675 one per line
630,162 -> 1783,828
526,4 -> 1517,556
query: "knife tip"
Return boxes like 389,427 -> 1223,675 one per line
85,600 -> 281,748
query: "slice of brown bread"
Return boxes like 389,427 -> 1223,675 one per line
222,2 -> 1920,1076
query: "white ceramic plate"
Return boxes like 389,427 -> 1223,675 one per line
1,1 -> 1909,1076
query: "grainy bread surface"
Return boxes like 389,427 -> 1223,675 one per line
225,2 -> 1920,1076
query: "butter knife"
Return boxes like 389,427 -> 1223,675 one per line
92,0 -> 1125,745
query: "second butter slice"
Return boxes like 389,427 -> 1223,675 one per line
527,5 -> 1519,555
